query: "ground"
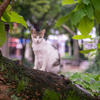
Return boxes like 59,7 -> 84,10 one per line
61,60 -> 92,73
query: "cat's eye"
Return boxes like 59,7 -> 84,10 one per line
39,35 -> 42,38
33,36 -> 37,38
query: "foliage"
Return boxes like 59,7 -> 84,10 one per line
0,21 -> 6,47
12,0 -> 51,21
42,89 -> 60,100
16,79 -> 25,92
85,54 -> 100,74
0,3 -> 27,47
70,72 -> 100,96
55,0 -> 100,54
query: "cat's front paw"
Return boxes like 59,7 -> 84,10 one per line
39,67 -> 45,71
33,66 -> 37,69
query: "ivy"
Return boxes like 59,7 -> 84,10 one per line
70,72 -> 100,96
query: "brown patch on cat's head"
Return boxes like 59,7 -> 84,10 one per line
40,29 -> 45,36
31,29 -> 45,38
31,29 -> 36,34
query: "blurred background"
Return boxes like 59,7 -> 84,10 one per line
0,0 -> 100,75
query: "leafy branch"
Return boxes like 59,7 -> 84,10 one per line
0,0 -> 11,20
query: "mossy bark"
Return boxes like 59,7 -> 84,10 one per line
0,50 -> 98,100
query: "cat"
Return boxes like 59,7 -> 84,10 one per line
31,28 -> 60,74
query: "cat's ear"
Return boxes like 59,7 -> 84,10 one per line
40,29 -> 45,35
31,29 -> 36,34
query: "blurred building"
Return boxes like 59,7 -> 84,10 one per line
47,34 -> 68,57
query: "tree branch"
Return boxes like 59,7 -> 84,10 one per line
0,0 -> 11,20
62,24 -> 76,36
9,0 -> 14,11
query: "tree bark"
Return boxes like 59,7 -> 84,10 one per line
0,0 -> 11,20
0,50 -> 98,100
73,40 -> 80,66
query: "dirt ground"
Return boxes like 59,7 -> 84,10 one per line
61,60 -> 91,73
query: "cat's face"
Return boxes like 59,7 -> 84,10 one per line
31,29 -> 45,43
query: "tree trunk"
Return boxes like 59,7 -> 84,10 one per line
2,23 -> 9,58
0,50 -> 98,100
73,40 -> 80,66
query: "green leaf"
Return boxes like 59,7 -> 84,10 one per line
55,12 -> 72,27
91,0 -> 100,11
2,11 -> 10,22
71,72 -> 81,80
94,75 -> 100,81
72,35 -> 91,40
71,9 -> 86,25
82,76 -> 90,83
76,16 -> 94,36
5,4 -> 12,12
82,0 -> 90,5
94,9 -> 100,23
89,82 -> 100,91
62,0 -> 78,5
8,11 -> 27,28
16,79 -> 25,92
77,0 -> 81,3
43,89 -> 60,100
75,81 -> 83,85
97,43 -> 100,49
84,4 -> 93,19
80,49 -> 95,54
0,21 -> 6,47
74,2 -> 83,11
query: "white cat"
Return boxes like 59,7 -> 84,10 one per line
31,29 -> 60,74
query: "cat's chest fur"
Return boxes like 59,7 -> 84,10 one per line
32,40 -> 46,59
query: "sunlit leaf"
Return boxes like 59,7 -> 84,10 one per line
71,72 -> 81,79
62,0 -> 78,5
8,11 -> 27,28
2,11 -> 10,22
71,9 -> 86,25
72,35 -> 91,40
0,21 -> 6,47
77,0 -> 81,3
97,43 -> 100,49
76,16 -> 94,36
55,12 -> 72,27
80,49 -> 95,54
91,0 -> 100,11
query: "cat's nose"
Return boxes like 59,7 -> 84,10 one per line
37,40 -> 39,43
